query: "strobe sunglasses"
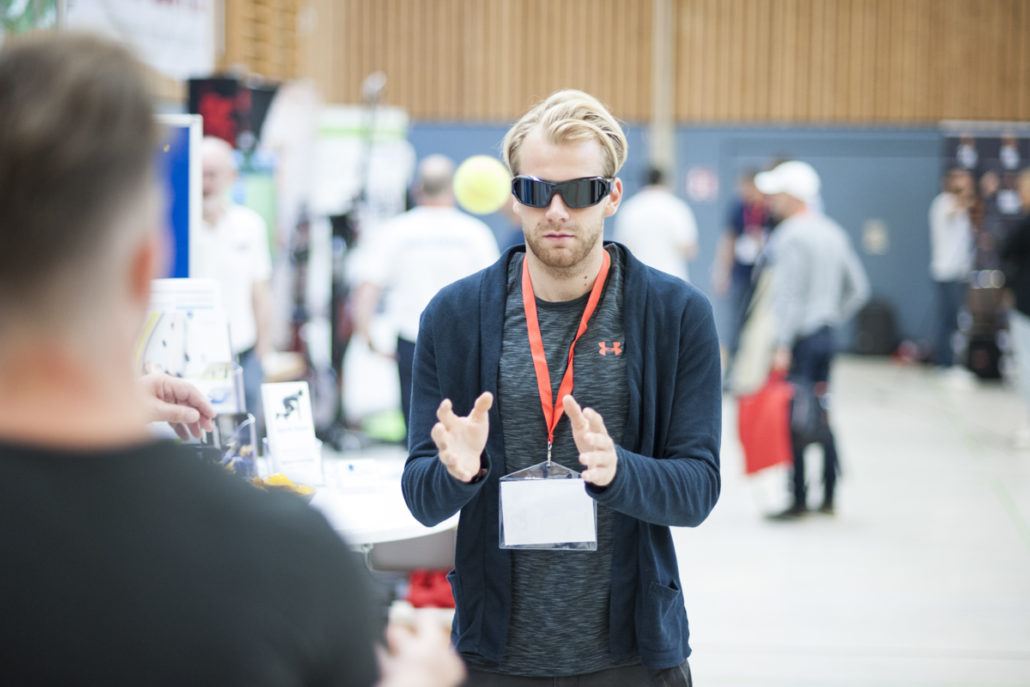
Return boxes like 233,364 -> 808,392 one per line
511,175 -> 613,209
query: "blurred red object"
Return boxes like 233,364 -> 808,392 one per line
406,570 -> 455,608
737,372 -> 793,475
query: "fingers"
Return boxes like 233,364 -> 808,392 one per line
171,423 -> 191,441
582,406 -> 608,436
579,449 -> 617,487
470,391 -> 493,422
151,399 -> 201,427
173,381 -> 216,426
430,422 -> 448,452
562,394 -> 589,431
436,398 -> 456,427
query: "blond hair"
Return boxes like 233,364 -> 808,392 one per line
502,90 -> 628,179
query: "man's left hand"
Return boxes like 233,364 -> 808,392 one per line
563,395 -> 618,487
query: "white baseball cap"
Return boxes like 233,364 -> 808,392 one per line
754,161 -> 820,203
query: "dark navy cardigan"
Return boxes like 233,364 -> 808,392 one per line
401,243 -> 722,670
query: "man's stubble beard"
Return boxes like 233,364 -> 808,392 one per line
524,219 -> 604,276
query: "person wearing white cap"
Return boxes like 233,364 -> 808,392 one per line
755,161 -> 870,519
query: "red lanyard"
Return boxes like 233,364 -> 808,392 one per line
521,249 -> 611,462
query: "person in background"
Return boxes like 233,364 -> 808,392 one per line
196,136 -> 275,427
402,89 -> 720,685
757,161 -> 869,519
1001,169 -> 1030,449
613,165 -> 698,282
0,31 -> 463,687
928,168 -> 975,368
351,154 -> 499,430
712,169 -> 771,364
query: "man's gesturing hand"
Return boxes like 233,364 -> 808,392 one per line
431,392 -> 493,483
563,395 -> 618,487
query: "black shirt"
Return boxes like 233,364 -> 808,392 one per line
1002,213 -> 1030,317
0,439 -> 380,686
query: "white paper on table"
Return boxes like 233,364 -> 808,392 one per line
500,478 -> 597,547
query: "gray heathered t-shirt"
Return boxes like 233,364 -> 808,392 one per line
469,245 -> 631,676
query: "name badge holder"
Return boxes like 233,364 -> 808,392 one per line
498,250 -> 610,552
499,460 -> 597,550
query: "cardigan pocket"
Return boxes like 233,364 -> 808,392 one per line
638,579 -> 687,653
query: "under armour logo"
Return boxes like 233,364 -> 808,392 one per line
598,341 -> 623,356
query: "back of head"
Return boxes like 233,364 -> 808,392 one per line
0,32 -> 159,322
415,154 -> 455,203
502,89 -> 628,179
645,166 -> 665,187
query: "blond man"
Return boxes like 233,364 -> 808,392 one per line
401,90 -> 721,685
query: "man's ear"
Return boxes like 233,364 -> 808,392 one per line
603,177 -> 624,218
129,228 -> 168,308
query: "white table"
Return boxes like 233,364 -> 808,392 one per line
308,451 -> 458,548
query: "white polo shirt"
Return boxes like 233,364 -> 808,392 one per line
193,204 -> 272,354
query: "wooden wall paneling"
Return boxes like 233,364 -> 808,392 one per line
770,0 -> 785,121
699,0 -> 718,121
999,0 -> 1016,120
1020,0 -> 1030,119
287,0 -> 1030,124
708,0 -> 727,121
722,0 -> 741,122
851,0 -> 867,121
830,0 -> 844,121
793,0 -> 811,123
809,0 -> 830,122
988,0 -> 1015,120
913,0 -> 933,121
588,0 -> 607,107
674,0 -> 695,119
877,0 -> 891,121
491,1 -> 509,122
462,0 -> 480,120
639,0 -> 654,122
938,0 -> 961,119
747,0 -> 770,122
895,0 -> 912,121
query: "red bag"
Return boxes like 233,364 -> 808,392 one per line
737,372 -> 794,475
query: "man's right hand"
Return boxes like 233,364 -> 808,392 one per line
430,392 -> 493,483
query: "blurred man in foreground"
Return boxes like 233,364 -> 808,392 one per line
0,31 -> 462,687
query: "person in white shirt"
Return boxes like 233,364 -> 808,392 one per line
928,168 -> 975,368
194,136 -> 275,426
352,154 -> 500,428
613,166 -> 698,282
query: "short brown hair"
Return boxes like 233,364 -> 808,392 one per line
502,89 -> 628,179
0,32 -> 159,308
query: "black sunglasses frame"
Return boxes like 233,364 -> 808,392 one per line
511,175 -> 613,210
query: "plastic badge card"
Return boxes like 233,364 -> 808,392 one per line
499,461 -> 597,551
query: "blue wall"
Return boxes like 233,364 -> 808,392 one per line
409,121 -> 944,350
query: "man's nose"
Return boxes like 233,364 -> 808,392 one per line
545,192 -> 570,221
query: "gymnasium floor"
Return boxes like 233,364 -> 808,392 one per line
681,356 -> 1030,686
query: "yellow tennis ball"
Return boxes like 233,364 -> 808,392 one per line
453,155 -> 511,215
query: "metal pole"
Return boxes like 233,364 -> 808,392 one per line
650,0 -> 675,179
